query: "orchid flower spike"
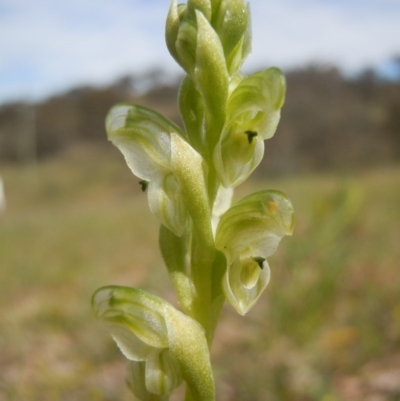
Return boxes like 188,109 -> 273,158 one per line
95,0 -> 294,399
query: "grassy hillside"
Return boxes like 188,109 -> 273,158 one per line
1,146 -> 400,401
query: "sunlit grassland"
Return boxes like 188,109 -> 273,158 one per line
1,146 -> 400,401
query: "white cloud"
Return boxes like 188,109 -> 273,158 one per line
0,0 -> 399,103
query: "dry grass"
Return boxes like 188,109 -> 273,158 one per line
1,146 -> 400,401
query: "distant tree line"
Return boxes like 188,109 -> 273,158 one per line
0,64 -> 399,174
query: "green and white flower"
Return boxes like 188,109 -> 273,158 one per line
214,68 -> 286,188
215,190 -> 294,314
106,104 -> 196,237
92,286 -> 215,401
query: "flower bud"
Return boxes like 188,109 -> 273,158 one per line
168,5 -> 229,131
186,0 -> 212,21
213,68 -> 286,187
175,19 -> 198,76
165,0 -> 186,63
215,190 -> 294,314
212,0 -> 251,73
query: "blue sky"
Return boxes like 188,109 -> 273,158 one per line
0,0 -> 399,104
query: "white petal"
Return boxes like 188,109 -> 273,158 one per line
106,104 -> 185,180
111,136 -> 169,181
106,321 -> 154,361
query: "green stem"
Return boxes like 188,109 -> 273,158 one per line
191,224 -> 215,345
206,113 -> 224,162
209,251 -> 227,341
206,163 -> 219,210
187,118 -> 225,346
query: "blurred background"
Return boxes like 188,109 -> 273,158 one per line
1,0 -> 400,400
